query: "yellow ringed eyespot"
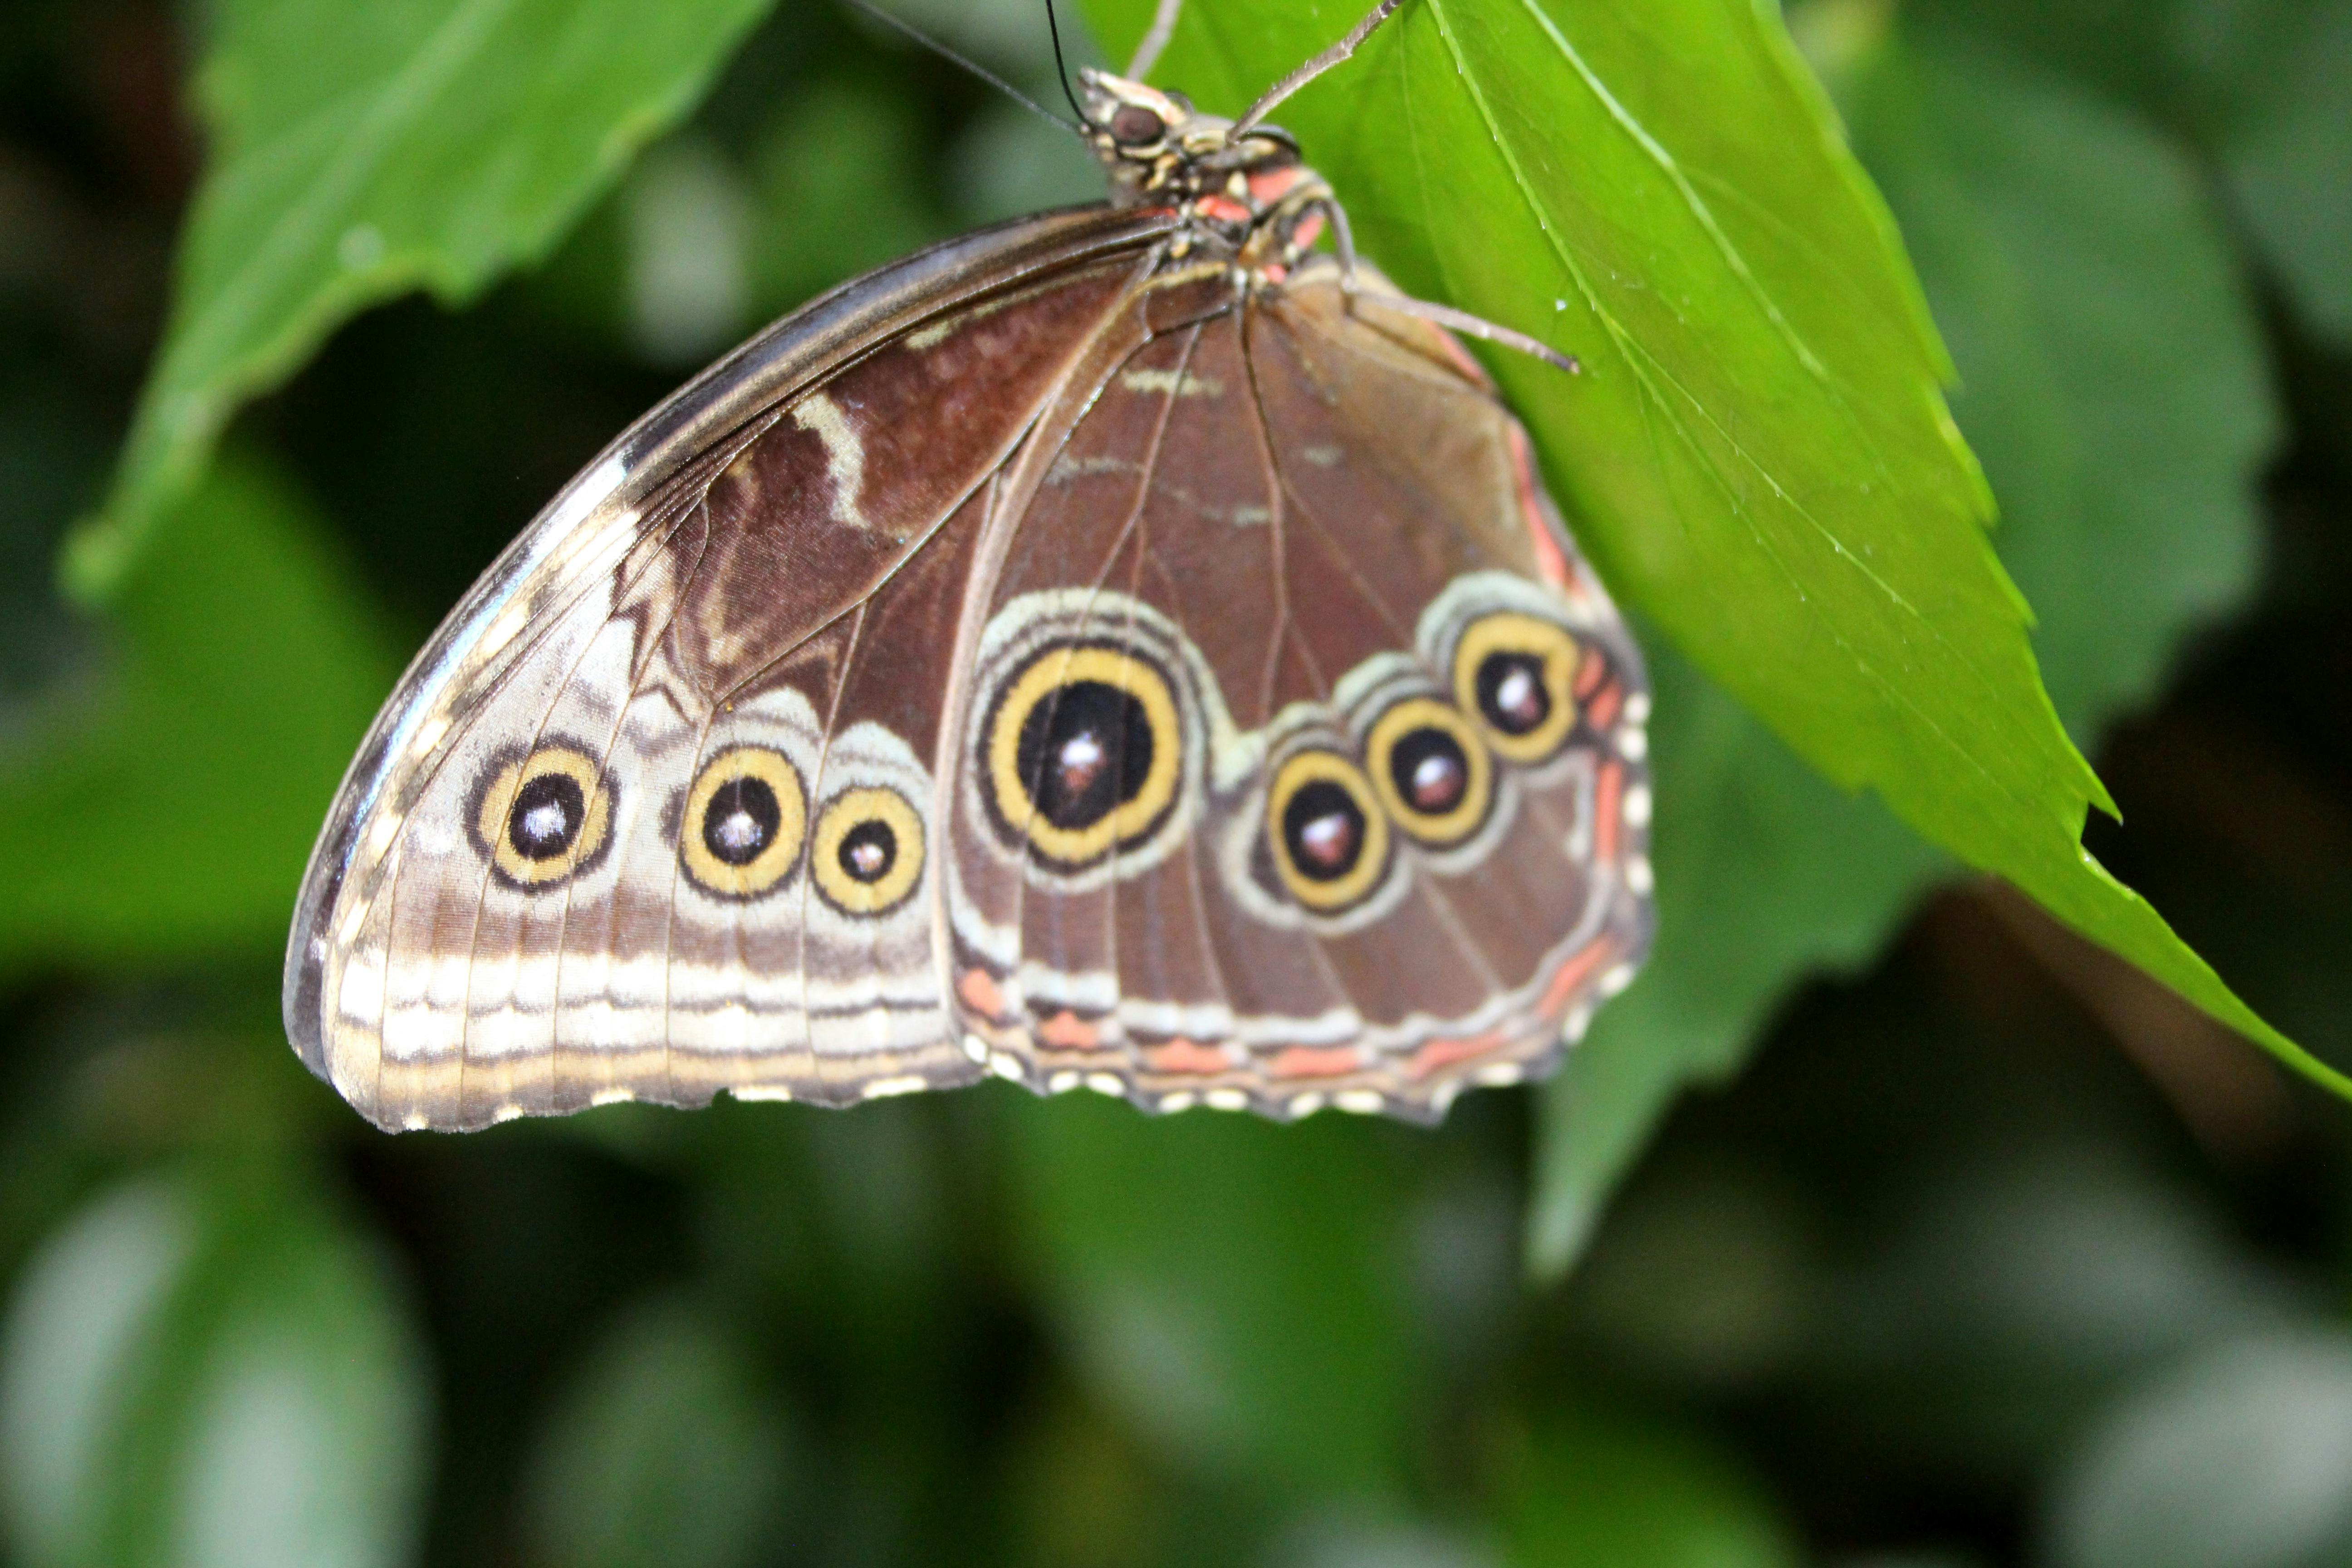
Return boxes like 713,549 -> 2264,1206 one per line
811,787 -> 925,916
985,643 -> 1183,867
1266,750 -> 1391,913
473,742 -> 614,888
1451,611 -> 1581,763
679,746 -> 806,899
1364,697 -> 1492,847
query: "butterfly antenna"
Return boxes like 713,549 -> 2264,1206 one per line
842,0 -> 1081,135
1125,0 -> 1184,79
1044,0 -> 1090,125
1230,0 -> 1404,140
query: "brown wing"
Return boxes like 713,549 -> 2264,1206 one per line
284,209 -> 1174,1131
944,256 -> 1653,1121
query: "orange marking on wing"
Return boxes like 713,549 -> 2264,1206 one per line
1585,684 -> 1622,733
1594,760 -> 1625,864
1145,1038 -> 1233,1075
958,967 -> 1008,1020
1541,936 -> 1617,1017
1508,425 -> 1571,588
1247,167 -> 1307,205
1197,194 -> 1250,225
1573,645 -> 1609,701
1038,1011 -> 1100,1050
1408,1029 -> 1508,1079
1288,212 -> 1325,252
1268,1044 -> 1362,1080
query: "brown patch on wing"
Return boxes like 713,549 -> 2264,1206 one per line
671,263 -> 1137,697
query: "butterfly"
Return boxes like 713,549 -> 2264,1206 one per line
281,1 -> 1654,1133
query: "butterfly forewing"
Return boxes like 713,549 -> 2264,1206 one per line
288,212 -> 1175,1129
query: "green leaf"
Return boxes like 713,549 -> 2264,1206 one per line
0,1165 -> 430,1568
2214,1 -> 2352,346
521,1293 -> 793,1568
1498,1398 -> 1801,1568
1873,34 -> 2271,730
1077,0 -> 2338,1106
1529,17 -> 2278,1273
0,452 -> 396,971
65,0 -> 775,598
1004,1092 -> 1409,1495
1901,0 -> 2352,347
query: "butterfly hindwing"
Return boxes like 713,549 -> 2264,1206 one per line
943,260 -> 1652,1120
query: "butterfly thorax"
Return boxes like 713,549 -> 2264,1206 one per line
1079,69 -> 1334,278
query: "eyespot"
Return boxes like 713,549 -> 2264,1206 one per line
811,787 -> 925,916
984,643 -> 1183,869
471,742 -> 614,888
1451,611 -> 1581,763
1107,103 -> 1165,146
679,746 -> 806,899
1364,697 -> 1493,847
1266,750 -> 1391,913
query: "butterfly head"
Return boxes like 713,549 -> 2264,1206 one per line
1078,69 -> 1324,261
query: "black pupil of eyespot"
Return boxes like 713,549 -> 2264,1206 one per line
1281,779 -> 1366,882
701,776 -> 780,867
1109,105 -> 1161,144
838,819 -> 896,883
1016,678 -> 1155,831
509,771 -> 586,860
1475,652 -> 1553,735
1390,728 -> 1470,816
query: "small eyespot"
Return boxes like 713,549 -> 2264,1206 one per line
985,643 -> 1183,868
472,742 -> 614,888
1364,696 -> 1493,847
1266,750 -> 1391,913
1451,611 -> 1582,763
1107,103 -> 1165,146
811,787 -> 925,916
680,746 -> 806,899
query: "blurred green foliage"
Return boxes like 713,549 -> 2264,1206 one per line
3,0 -> 2352,1565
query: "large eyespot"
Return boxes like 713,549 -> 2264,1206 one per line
1365,697 -> 1493,847
472,742 -> 614,888
1266,750 -> 1391,913
679,746 -> 806,899
1451,611 -> 1582,763
985,644 -> 1183,868
811,787 -> 925,916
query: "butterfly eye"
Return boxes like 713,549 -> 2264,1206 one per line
471,742 -> 614,888
680,746 -> 807,899
985,644 -> 1183,869
1364,696 -> 1494,847
1451,611 -> 1583,764
1107,104 -> 1165,146
811,787 -> 926,915
1266,750 -> 1392,913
